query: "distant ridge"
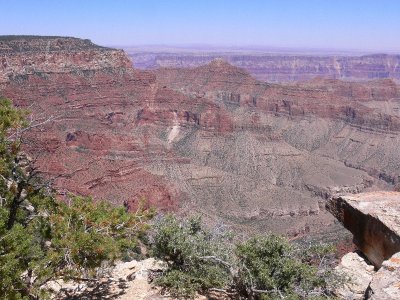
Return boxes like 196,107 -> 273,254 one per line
0,35 -> 80,40
129,49 -> 400,82
0,35 -> 112,53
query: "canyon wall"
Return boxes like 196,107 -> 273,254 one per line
129,50 -> 400,82
1,36 -> 400,238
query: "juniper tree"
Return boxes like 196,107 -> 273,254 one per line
0,99 -> 154,299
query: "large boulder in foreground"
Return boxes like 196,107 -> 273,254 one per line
327,192 -> 400,267
367,252 -> 400,300
335,251 -> 375,299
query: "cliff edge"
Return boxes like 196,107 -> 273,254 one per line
0,36 -> 132,83
327,192 -> 400,299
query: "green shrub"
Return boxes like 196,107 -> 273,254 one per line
0,99 -> 154,299
235,236 -> 337,299
151,215 -> 233,297
0,192 -> 154,299
45,195 -> 154,276
151,215 -> 340,299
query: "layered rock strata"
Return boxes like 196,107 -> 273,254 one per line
0,36 -> 131,84
129,50 -> 400,82
1,36 -> 400,237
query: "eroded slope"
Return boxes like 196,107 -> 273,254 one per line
1,36 -> 399,237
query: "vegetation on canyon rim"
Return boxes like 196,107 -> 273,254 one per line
152,215 -> 341,299
0,98 -> 342,299
0,98 -> 154,299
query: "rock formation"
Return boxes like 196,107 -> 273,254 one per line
1,36 -> 400,238
327,192 -> 400,267
367,252 -> 400,300
155,62 -> 400,132
0,36 -> 132,84
327,192 -> 400,299
335,252 -> 375,300
129,50 -> 400,82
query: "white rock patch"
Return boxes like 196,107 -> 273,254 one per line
167,111 -> 180,144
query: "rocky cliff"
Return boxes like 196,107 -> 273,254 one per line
1,36 -> 400,238
327,192 -> 400,299
328,192 -> 400,268
130,50 -> 400,82
155,61 -> 400,185
0,36 -> 181,212
0,36 -> 132,84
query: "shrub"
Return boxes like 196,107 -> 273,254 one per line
235,236 -> 337,299
43,195 -> 154,277
151,215 -> 340,299
151,215 -> 233,297
0,99 -> 154,299
0,192 -> 154,299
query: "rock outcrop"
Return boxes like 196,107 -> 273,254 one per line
327,192 -> 400,267
335,252 -> 375,300
367,252 -> 400,300
0,36 -> 131,84
335,251 -> 400,300
328,192 -> 400,299
46,258 -> 167,299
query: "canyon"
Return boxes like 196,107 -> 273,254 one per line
128,48 -> 400,83
1,36 -> 400,238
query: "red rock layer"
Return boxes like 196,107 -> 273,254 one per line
0,37 -> 234,212
1,37 -> 399,237
155,62 -> 400,132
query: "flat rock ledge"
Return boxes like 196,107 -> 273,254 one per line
327,192 -> 400,299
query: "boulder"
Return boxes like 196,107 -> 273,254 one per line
327,192 -> 400,267
335,251 -> 375,299
367,252 -> 400,300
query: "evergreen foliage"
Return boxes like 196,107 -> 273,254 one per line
151,214 -> 340,299
0,99 -> 154,299
151,215 -> 233,297
235,236 -> 337,299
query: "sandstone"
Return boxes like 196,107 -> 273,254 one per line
327,192 -> 400,267
367,252 -> 400,300
335,251 -> 375,299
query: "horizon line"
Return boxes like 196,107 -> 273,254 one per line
110,43 -> 400,55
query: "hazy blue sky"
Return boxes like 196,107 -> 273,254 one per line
1,0 -> 399,51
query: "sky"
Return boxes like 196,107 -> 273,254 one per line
0,0 -> 399,52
